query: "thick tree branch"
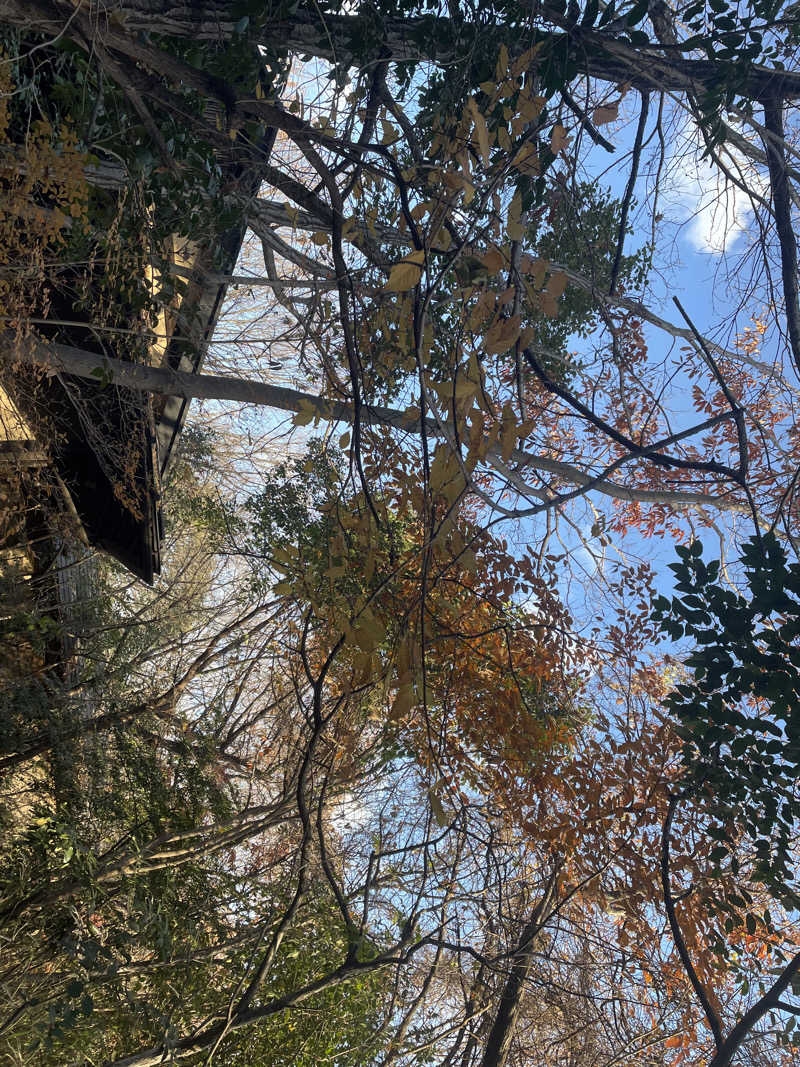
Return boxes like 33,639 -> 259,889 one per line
561,88 -> 616,153
524,346 -> 743,484
478,871 -> 559,1067
4,334 -> 754,519
9,3 -> 800,100
660,794 -> 724,1051
762,95 -> 800,379
709,949 -> 800,1067
609,90 -> 648,295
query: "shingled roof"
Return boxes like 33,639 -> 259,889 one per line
19,133 -> 277,584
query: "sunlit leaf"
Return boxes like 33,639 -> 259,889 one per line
384,249 -> 425,292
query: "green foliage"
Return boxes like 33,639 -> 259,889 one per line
0,18 -> 275,376
654,533 -> 800,899
163,425 -> 242,542
0,500 -> 254,1064
244,438 -> 423,616
0,607 -> 62,655
246,438 -> 345,557
677,0 -> 793,144
209,898 -> 391,1067
0,700 -> 240,1062
532,178 -> 651,356
244,437 -> 407,604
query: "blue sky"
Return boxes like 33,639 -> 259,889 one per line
529,93 -> 778,615
201,67 -> 776,622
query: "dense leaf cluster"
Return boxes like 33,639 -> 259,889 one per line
655,534 -> 800,897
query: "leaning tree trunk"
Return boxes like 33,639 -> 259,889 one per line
6,0 -> 800,100
3,334 -> 751,516
478,877 -> 557,1067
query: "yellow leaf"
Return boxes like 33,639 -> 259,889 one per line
454,376 -> 479,401
274,581 -> 293,596
428,444 -> 453,491
255,81 -> 264,100
311,231 -> 329,246
469,409 -> 484,450
511,42 -> 544,79
521,255 -> 547,288
353,617 -> 385,653
467,98 -> 490,165
293,399 -> 317,427
546,270 -> 568,300
462,548 -> 478,573
512,142 -> 539,176
509,113 -> 527,138
484,314 -> 521,355
516,92 -> 545,122
396,639 -> 413,682
538,291 -> 559,318
550,123 -> 568,155
499,401 -> 518,463
443,472 -> 467,507
536,272 -> 568,318
384,249 -> 425,292
429,787 -> 448,827
435,226 -> 452,250
390,683 -> 414,722
381,118 -> 398,145
352,650 -> 374,686
339,431 -> 351,448
363,548 -> 376,584
506,191 -> 524,241
495,44 -> 510,81
518,325 -> 534,349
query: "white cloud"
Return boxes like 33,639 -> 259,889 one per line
665,121 -> 768,255
330,790 -> 374,833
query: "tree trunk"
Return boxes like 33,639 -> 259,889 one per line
3,334 -> 751,516
478,879 -> 557,1067
5,1 -> 800,100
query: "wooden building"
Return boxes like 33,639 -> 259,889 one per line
1,134 -> 275,585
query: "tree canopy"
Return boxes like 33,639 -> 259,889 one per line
2,1 -> 800,1065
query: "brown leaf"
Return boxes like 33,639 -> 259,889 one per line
593,101 -> 619,126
